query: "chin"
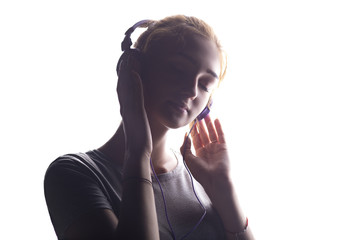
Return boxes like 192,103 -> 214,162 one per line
147,103 -> 198,130
161,117 -> 191,130
152,107 -> 193,129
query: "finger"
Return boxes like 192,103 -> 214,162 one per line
180,134 -> 186,156
117,60 -> 125,88
117,60 -> 130,95
190,122 -> 203,150
197,119 -> 210,145
181,135 -> 207,178
180,133 -> 191,155
117,62 -> 129,116
214,119 -> 226,143
118,70 -> 144,119
204,115 -> 218,143
131,71 -> 145,112
117,53 -> 134,86
120,51 -> 131,69
119,51 -> 141,76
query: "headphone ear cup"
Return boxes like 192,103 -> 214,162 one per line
196,98 -> 213,121
116,49 -> 143,77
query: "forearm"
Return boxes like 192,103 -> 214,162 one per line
209,177 -> 255,240
116,152 -> 159,239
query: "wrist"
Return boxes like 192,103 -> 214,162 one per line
205,177 -> 248,233
123,149 -> 152,178
126,142 -> 152,156
204,174 -> 233,198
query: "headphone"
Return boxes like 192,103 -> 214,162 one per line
116,20 -> 213,122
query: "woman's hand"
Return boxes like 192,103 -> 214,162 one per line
181,115 -> 231,198
117,54 -> 152,157
116,54 -> 160,240
181,116 -> 255,240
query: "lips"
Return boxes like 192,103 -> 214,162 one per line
168,100 -> 189,113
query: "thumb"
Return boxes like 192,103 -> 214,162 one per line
180,133 -> 192,157
131,71 -> 143,92
130,71 -> 146,110
180,133 -> 206,183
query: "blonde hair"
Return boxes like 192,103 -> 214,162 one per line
134,15 -> 227,83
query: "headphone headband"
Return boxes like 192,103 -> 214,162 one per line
121,19 -> 152,51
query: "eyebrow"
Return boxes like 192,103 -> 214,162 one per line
177,53 -> 219,80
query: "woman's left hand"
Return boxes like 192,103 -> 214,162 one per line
181,115 -> 231,198
182,116 -> 254,239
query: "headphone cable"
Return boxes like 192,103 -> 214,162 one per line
150,120 -> 207,240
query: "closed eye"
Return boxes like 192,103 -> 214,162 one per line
199,76 -> 217,93
199,83 -> 210,92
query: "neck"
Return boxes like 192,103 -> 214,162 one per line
98,121 -> 178,174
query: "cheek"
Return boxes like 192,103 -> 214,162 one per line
142,76 -> 170,112
192,95 -> 211,118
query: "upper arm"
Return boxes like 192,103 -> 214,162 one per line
44,158 -> 119,239
64,208 -> 119,240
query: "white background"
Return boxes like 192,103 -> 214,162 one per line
1,0 -> 359,239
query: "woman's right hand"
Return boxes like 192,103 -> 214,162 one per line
116,55 -> 159,239
117,53 -> 152,159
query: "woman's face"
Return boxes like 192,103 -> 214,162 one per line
142,34 -> 220,129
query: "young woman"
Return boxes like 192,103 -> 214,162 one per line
44,15 -> 255,240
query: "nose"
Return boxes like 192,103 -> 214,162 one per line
181,75 -> 198,100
